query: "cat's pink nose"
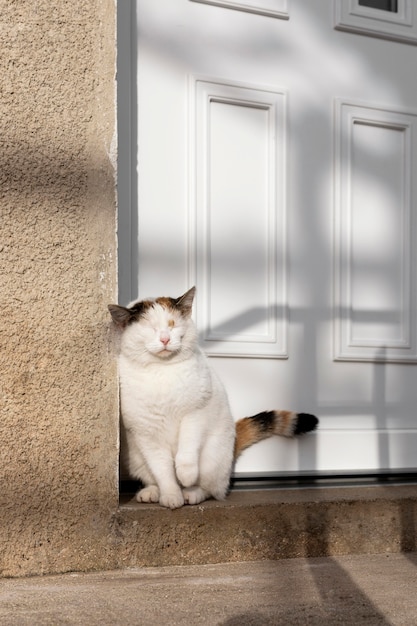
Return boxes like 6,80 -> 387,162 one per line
160,333 -> 170,346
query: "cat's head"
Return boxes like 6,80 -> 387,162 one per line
108,287 -> 197,363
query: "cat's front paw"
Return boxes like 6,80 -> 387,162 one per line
136,485 -> 160,503
175,456 -> 199,488
159,490 -> 185,510
183,486 -> 209,505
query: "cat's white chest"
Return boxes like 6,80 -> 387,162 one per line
120,353 -> 212,422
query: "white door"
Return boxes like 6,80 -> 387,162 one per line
118,0 -> 417,476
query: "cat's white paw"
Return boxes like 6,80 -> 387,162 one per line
159,490 -> 185,510
175,457 -> 199,488
136,485 -> 159,503
182,486 -> 209,505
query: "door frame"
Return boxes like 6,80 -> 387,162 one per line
117,0 -> 137,307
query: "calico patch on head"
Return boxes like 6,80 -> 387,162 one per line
108,286 -> 196,329
107,300 -> 150,328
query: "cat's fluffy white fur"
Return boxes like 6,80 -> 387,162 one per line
109,287 -> 318,509
114,287 -> 235,509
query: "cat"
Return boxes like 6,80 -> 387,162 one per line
108,287 -> 318,509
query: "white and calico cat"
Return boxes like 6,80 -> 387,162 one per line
109,287 -> 318,509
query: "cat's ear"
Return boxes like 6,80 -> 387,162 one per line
108,304 -> 132,328
175,286 -> 196,317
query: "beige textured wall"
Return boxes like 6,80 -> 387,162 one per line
0,0 -> 118,576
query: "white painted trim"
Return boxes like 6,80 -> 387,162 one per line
334,0 -> 417,44
190,0 -> 289,20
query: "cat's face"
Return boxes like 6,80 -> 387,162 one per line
108,287 -> 197,362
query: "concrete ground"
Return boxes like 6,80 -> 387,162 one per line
0,553 -> 416,625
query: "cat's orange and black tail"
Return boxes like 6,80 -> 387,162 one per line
234,411 -> 318,459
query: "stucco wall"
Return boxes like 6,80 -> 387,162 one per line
0,0 -> 119,576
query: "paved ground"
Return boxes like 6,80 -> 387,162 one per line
0,553 -> 416,625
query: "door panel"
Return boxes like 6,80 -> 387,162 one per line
120,0 -> 417,474
191,78 -> 287,357
335,101 -> 417,362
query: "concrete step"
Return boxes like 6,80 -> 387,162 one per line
115,484 -> 417,568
